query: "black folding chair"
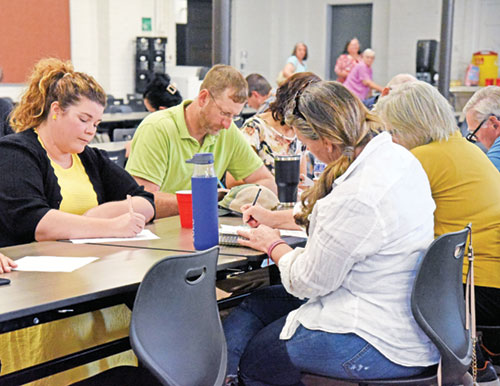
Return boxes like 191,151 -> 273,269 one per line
73,247 -> 226,386
104,148 -> 127,168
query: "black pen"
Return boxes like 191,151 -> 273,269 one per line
246,188 -> 262,224
252,188 -> 262,206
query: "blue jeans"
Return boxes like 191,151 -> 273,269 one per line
223,285 -> 428,386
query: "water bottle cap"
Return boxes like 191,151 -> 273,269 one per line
185,152 -> 214,165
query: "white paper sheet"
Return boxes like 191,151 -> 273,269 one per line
219,224 -> 307,239
69,229 -> 159,244
13,256 -> 99,272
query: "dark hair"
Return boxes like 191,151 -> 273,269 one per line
246,73 -> 271,97
342,37 -> 361,55
270,72 -> 321,125
292,42 -> 308,61
143,73 -> 183,110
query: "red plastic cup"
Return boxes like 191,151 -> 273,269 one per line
485,78 -> 494,86
496,78 -> 500,86
176,190 -> 193,228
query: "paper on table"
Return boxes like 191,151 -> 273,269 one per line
69,229 -> 159,244
219,224 -> 307,239
13,256 -> 98,272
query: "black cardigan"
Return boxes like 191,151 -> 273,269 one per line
0,129 -> 155,247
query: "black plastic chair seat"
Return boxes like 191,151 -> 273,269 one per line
306,364 -> 437,385
71,247 -> 225,386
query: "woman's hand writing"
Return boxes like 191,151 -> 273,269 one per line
241,203 -> 273,228
109,212 -> 146,238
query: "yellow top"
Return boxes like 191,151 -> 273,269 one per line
412,131 -> 500,288
50,153 -> 98,215
1,133 -> 135,385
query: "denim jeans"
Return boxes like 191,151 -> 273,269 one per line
223,285 -> 428,386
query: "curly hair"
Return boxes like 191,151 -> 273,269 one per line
270,72 -> 321,125
10,58 -> 106,132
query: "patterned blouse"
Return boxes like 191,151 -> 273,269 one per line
241,115 -> 299,175
334,54 -> 359,83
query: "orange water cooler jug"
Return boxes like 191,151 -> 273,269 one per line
472,50 -> 498,86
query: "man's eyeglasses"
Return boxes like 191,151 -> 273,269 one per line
466,114 -> 499,143
208,91 -> 236,119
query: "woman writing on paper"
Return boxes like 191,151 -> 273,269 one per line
0,58 -> 155,248
0,58 -> 155,385
223,81 -> 438,384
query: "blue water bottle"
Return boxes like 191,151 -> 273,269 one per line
186,153 -> 219,250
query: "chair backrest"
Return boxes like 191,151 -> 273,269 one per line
113,128 -> 137,142
130,247 -> 226,386
411,227 -> 472,384
105,148 -> 127,168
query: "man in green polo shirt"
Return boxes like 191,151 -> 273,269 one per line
126,64 -> 277,218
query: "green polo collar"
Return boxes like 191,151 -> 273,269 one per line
176,99 -> 217,147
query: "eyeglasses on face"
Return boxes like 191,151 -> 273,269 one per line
208,91 -> 236,120
466,114 -> 499,143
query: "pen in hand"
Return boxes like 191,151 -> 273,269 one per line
246,188 -> 262,224
127,194 -> 134,215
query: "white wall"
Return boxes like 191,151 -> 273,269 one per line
1,0 -> 499,100
70,0 -> 177,99
230,0 -> 500,87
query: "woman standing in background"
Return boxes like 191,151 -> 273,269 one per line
334,37 -> 361,83
278,42 -> 308,85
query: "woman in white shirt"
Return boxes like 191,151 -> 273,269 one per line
223,81 -> 439,384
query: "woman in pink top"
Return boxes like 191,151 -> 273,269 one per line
334,38 -> 361,83
343,48 -> 383,101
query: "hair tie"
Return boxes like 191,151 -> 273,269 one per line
342,146 -> 354,158
166,84 -> 177,95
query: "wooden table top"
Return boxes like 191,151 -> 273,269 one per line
0,241 -> 245,322
80,215 -> 267,261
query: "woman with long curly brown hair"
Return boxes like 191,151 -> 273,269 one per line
223,81 -> 438,384
0,58 -> 155,247
0,58 -> 156,384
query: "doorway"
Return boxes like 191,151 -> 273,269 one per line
327,4 -> 373,80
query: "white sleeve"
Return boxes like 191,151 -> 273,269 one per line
278,197 -> 384,299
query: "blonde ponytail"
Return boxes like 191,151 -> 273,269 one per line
286,81 -> 384,230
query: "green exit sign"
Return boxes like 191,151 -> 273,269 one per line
142,17 -> 152,32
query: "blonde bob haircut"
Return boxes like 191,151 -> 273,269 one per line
285,81 -> 383,229
10,58 -> 106,133
375,80 -> 457,150
200,64 -> 248,104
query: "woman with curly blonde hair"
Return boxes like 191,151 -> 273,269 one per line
223,81 -> 438,384
0,58 -> 155,247
0,58 -> 155,384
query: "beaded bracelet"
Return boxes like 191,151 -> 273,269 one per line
267,239 -> 287,259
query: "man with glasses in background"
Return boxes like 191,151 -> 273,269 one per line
126,64 -> 276,218
464,86 -> 500,172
